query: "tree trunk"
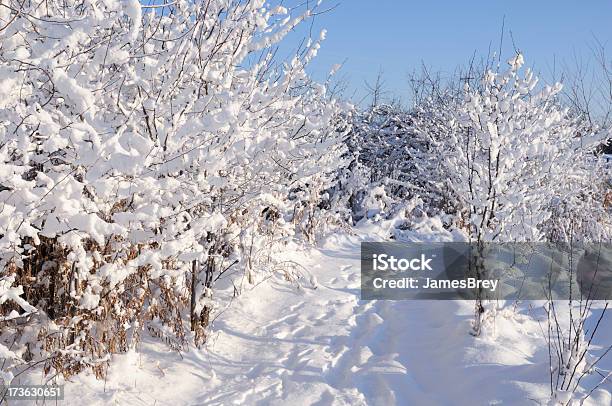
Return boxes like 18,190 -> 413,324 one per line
190,260 -> 197,331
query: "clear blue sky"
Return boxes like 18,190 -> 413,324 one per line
281,0 -> 612,106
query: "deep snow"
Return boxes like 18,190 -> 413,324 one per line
16,228 -> 612,405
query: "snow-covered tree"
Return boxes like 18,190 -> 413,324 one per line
415,53 -> 611,244
0,0 -> 347,380
414,54 -> 611,335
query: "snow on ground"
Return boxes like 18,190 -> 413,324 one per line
18,229 -> 612,405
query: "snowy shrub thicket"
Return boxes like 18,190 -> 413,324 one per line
345,55 -> 610,243
341,104 -> 446,224
346,55 -> 611,343
0,0 -> 348,381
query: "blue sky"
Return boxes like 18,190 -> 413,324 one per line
281,0 -> 612,105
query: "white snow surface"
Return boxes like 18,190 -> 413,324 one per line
17,227 -> 612,405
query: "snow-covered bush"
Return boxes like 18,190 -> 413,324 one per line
0,0 -> 347,380
414,53 -> 611,243
412,54 -> 611,337
346,105 -> 418,197
341,104 -> 446,224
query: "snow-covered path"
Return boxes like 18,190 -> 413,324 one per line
40,233 -> 610,405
